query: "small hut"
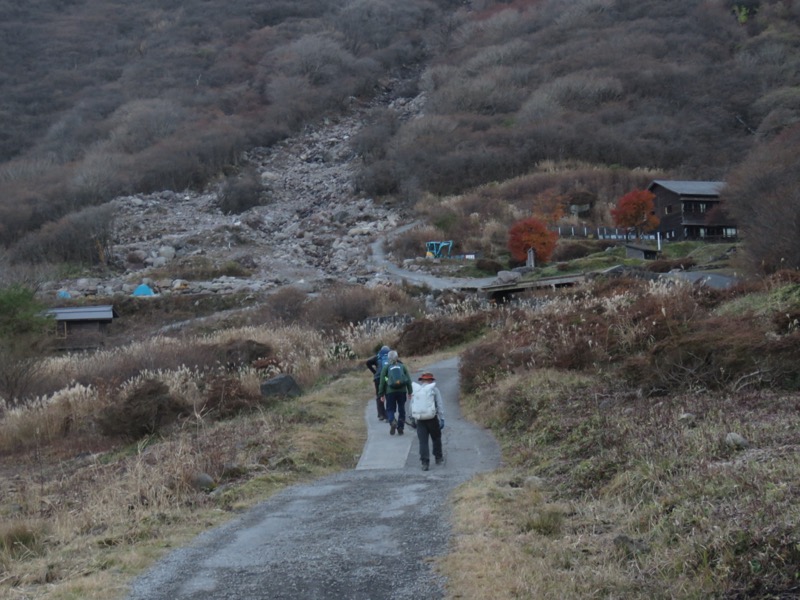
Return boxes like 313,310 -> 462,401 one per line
46,305 -> 118,350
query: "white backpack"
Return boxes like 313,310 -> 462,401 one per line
411,382 -> 437,420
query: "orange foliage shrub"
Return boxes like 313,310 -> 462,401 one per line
507,217 -> 557,263
611,189 -> 659,240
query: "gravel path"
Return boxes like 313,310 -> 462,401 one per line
125,357 -> 501,600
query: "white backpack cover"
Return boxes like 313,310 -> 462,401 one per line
411,381 -> 437,420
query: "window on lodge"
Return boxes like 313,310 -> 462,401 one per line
723,227 -> 737,238
682,201 -> 709,213
665,204 -> 673,215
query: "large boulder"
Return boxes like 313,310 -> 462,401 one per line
260,374 -> 302,399
188,472 -> 215,492
495,270 -> 521,284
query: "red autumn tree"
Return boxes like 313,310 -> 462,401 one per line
611,189 -> 660,240
508,217 -> 558,264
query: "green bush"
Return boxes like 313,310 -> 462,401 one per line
475,258 -> 503,274
0,285 -> 51,404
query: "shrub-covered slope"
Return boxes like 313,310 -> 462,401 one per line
3,0 -> 800,266
453,271 -> 800,598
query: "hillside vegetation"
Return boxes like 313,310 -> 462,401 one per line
0,0 -> 456,249
2,0 -> 800,274
356,0 -> 799,197
1,0 -> 800,598
450,271 -> 800,599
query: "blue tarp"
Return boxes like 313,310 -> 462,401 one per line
132,284 -> 155,296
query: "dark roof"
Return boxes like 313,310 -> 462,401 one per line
648,180 -> 725,196
46,305 -> 117,322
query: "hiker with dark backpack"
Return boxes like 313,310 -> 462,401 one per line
377,350 -> 412,436
410,372 -> 445,471
365,345 -> 390,421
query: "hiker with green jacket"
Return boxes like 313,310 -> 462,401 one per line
377,350 -> 413,436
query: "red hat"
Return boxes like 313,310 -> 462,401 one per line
418,372 -> 435,382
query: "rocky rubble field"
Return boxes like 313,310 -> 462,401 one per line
42,91 -> 427,299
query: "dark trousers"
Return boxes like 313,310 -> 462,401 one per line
373,378 -> 386,419
416,417 -> 442,464
384,391 -> 407,431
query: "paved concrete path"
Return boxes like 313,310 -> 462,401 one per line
356,356 -> 498,473
368,226 -> 497,292
126,356 -> 501,600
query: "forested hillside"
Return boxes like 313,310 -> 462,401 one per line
0,0 -> 456,248
1,0 -> 799,270
357,0 -> 800,197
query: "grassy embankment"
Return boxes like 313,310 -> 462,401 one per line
443,262 -> 800,599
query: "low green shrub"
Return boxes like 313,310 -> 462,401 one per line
475,258 -> 504,274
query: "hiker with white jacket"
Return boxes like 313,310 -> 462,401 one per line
410,372 -> 445,471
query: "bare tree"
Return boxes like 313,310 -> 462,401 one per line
723,124 -> 800,273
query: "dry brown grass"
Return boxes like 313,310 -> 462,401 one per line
0,304 -> 417,599
449,363 -> 800,598
435,272 -> 800,598
3,271 -> 800,599
0,370 -> 374,599
460,276 -> 800,396
442,471 -> 643,599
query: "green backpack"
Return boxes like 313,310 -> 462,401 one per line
386,363 -> 407,389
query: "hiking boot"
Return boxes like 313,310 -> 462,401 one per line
397,429 -> 404,435
390,420 -> 397,435
421,461 -> 430,471
435,457 -> 443,465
